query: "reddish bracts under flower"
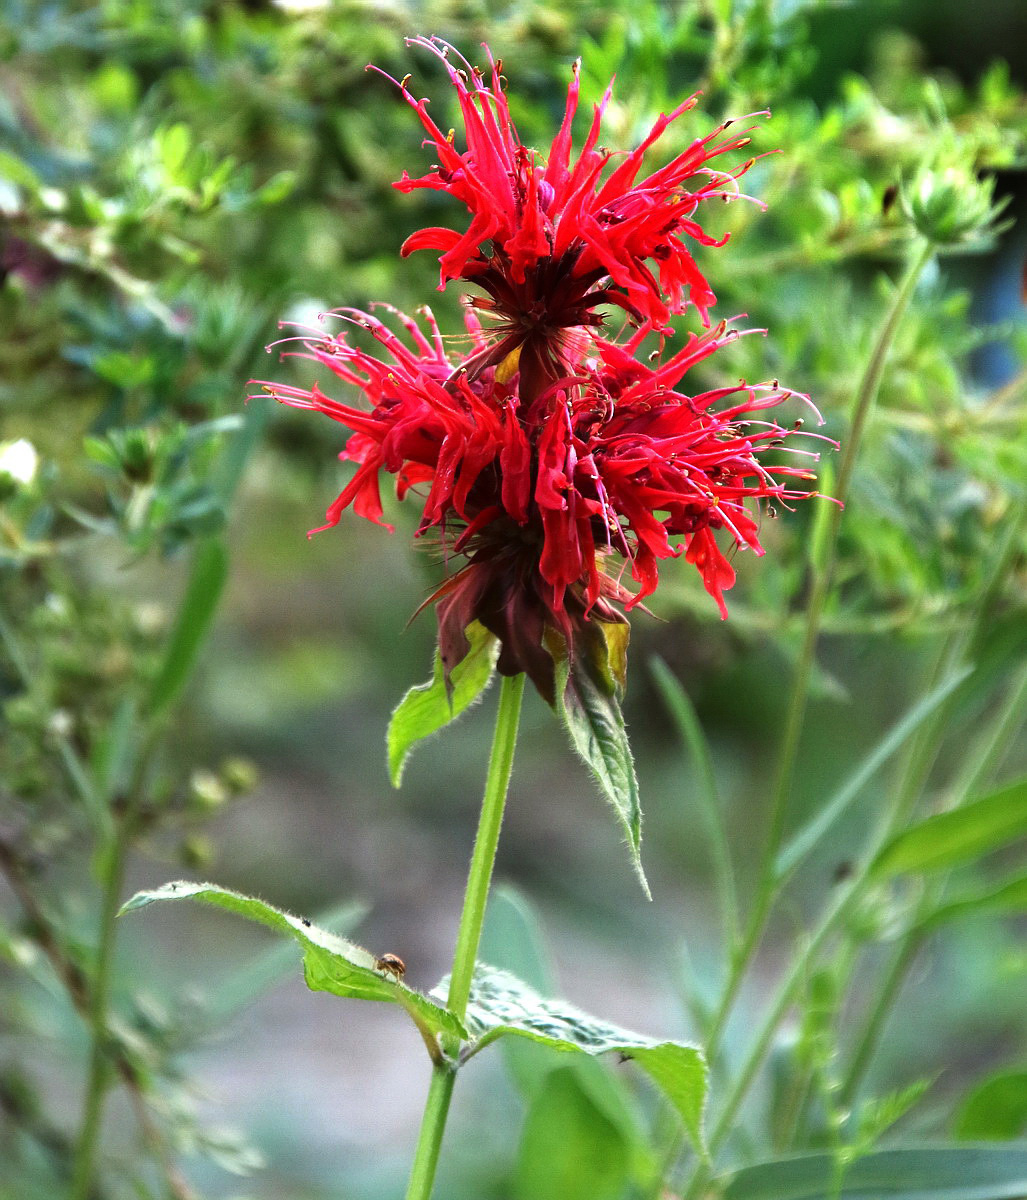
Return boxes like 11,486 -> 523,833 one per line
373,37 -> 763,402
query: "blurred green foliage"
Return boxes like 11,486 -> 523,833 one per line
1,1 -> 1026,1199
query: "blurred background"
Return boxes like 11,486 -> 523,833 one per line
2,2 -> 1026,1198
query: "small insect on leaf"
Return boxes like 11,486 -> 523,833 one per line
375,952 -> 407,981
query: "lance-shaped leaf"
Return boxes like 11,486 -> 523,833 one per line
436,964 -> 706,1156
872,776 -> 1027,878
724,1145 -> 1027,1199
121,881 -> 465,1049
147,537 -> 228,721
388,619 -> 499,787
547,622 -> 649,898
917,872 -> 1027,931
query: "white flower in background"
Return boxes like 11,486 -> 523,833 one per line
0,438 -> 39,486
271,0 -> 330,12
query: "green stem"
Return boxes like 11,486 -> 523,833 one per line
445,673 -> 526,1031
951,658 -> 1027,804
681,241 -> 936,1199
404,1063 -> 458,1200
838,656 -> 1027,1107
652,657 -> 739,949
69,825 -> 128,1200
838,931 -> 923,1111
686,629 -> 1023,1194
683,854 -> 888,1198
703,238 -> 935,1059
404,672 -> 525,1200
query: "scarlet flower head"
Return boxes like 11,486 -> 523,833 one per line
376,37 -> 764,404
254,41 -> 828,702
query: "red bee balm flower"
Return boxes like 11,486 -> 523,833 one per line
255,42 -> 827,701
376,36 -> 764,405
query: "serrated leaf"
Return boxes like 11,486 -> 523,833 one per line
854,1078 -> 935,1152
724,1145 -> 1027,1200
121,881 -> 465,1045
437,964 -> 706,1155
387,620 -> 498,786
549,627 -> 648,898
204,899 -> 369,1023
872,777 -> 1027,878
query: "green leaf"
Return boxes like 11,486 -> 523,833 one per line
873,777 -> 1027,878
157,123 -> 191,176
854,1078 -> 935,1154
387,620 -> 499,787
0,149 -> 43,190
91,695 -> 136,803
481,887 -> 650,1179
513,1066 -> 631,1200
256,170 -> 298,205
214,393 -> 270,505
724,1145 -> 1027,1200
918,873 -> 1027,930
651,655 -> 737,940
550,626 -> 649,898
121,881 -> 465,1045
444,964 -> 706,1156
956,1071 -> 1027,1140
481,884 -> 556,997
204,899 -> 370,1023
147,538 -> 228,720
776,666 -> 972,877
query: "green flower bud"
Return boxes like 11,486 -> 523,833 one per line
220,756 -> 259,796
188,768 -> 228,812
179,834 -> 214,870
902,163 -> 1007,246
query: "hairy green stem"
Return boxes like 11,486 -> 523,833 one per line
404,672 -> 525,1200
69,825 -> 128,1200
445,673 -> 526,1029
404,1063 -> 458,1200
703,239 -> 935,1059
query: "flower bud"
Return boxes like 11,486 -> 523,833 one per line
220,756 -> 259,796
179,834 -> 215,870
902,163 -> 1006,246
188,769 -> 228,812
